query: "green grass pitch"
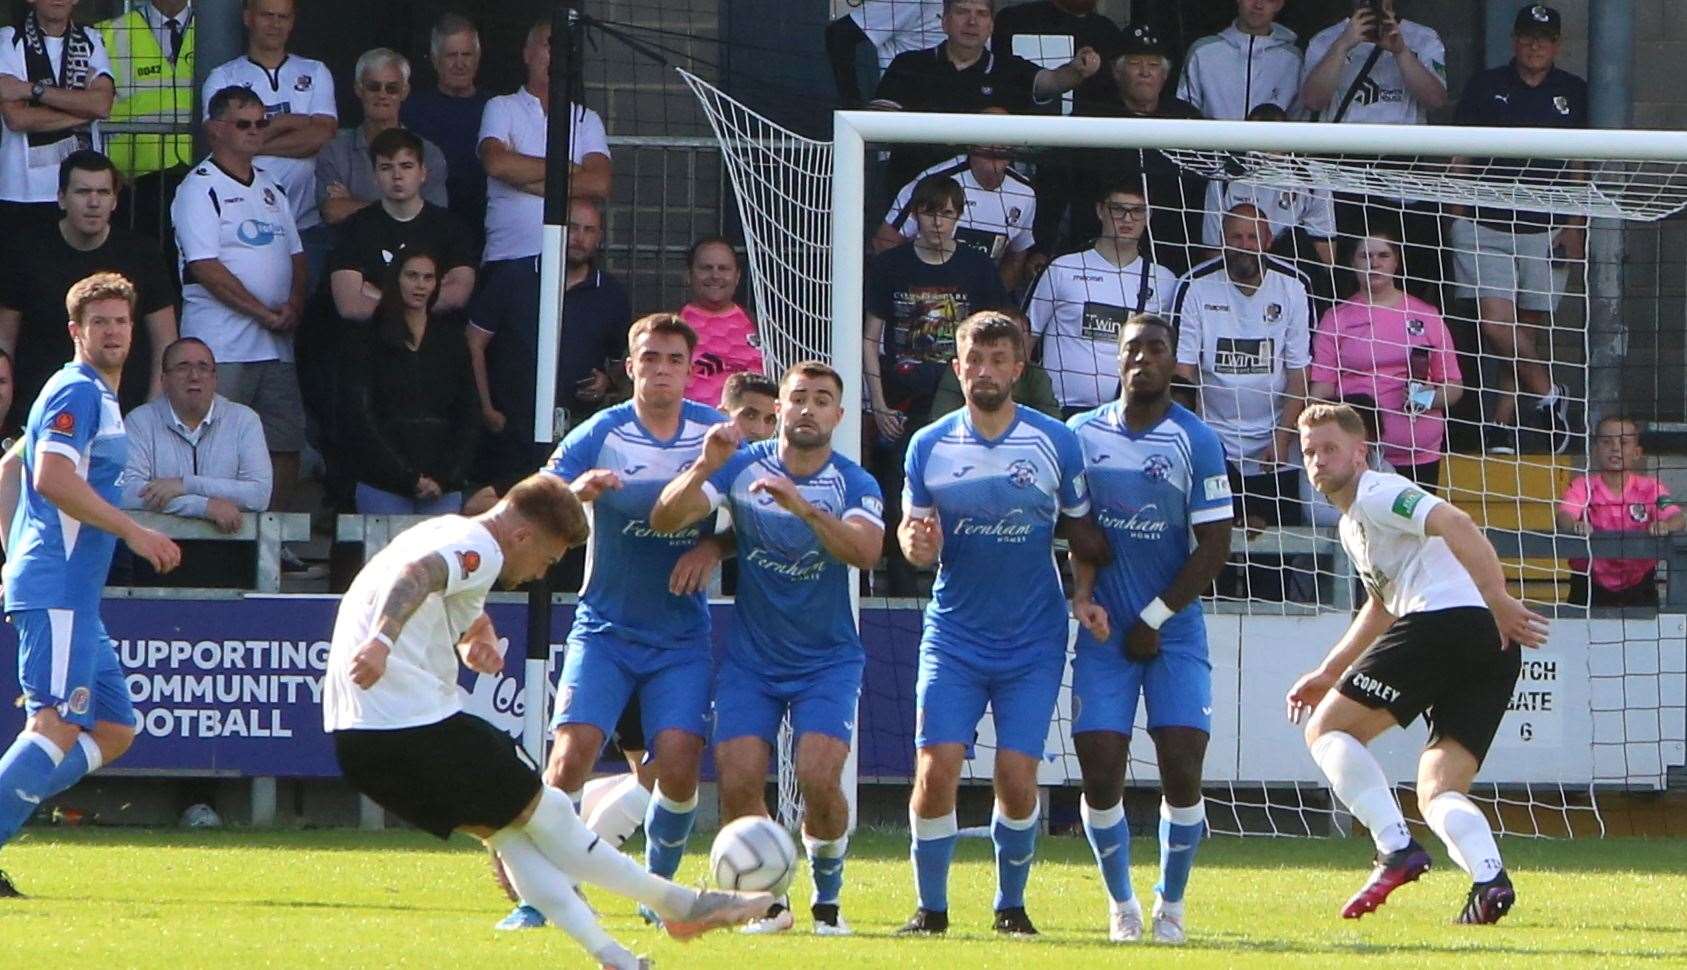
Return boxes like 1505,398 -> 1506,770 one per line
4,827 -> 1685,968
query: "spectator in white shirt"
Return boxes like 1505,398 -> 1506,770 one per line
1174,203 -> 1312,528
874,140 -> 1037,289
1300,0 -> 1448,125
1198,103 -> 1336,269
826,0 -> 945,107
0,0 -> 116,233
1177,0 -> 1302,121
171,84 -> 305,517
121,336 -> 272,533
200,0 -> 336,285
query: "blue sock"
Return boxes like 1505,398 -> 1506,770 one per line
804,833 -> 847,906
0,732 -> 64,844
991,803 -> 1039,911
909,809 -> 957,913
42,734 -> 100,800
1155,799 -> 1206,904
643,784 -> 697,879
1081,796 -> 1133,903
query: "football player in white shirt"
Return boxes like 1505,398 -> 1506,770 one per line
1173,203 -> 1311,527
1287,404 -> 1548,926
1300,0 -> 1448,125
1027,178 -> 1177,414
324,473 -> 771,969
199,0 -> 337,233
876,141 -> 1038,289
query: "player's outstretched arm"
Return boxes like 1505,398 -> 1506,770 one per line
35,452 -> 180,573
1424,503 -> 1549,650
1287,593 -> 1396,723
650,423 -> 741,533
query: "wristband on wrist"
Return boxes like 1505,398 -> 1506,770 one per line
372,631 -> 394,648
1139,597 -> 1174,630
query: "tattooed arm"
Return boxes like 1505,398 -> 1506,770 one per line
347,552 -> 451,689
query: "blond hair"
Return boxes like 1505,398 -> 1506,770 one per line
65,272 -> 137,324
1297,402 -> 1369,438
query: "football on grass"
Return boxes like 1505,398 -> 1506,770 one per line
709,816 -> 797,896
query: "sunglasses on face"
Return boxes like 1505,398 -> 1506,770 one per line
227,117 -> 271,131
362,80 -> 404,95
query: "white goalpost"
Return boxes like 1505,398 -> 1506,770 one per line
687,69 -> 1687,839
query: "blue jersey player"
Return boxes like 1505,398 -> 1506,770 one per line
495,314 -> 725,931
653,361 -> 884,936
0,274 -> 181,895
1067,314 -> 1233,944
897,312 -> 1110,937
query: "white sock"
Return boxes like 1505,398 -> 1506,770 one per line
520,786 -> 692,918
1309,732 -> 1411,853
582,774 -> 652,848
1423,792 -> 1503,883
488,828 -> 616,956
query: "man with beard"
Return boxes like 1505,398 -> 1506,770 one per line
652,361 -> 884,936
1288,403 -> 1544,925
0,272 -> 180,896
1173,203 -> 1311,532
1067,313 -> 1233,944
491,314 -> 723,932
896,310 -> 1107,937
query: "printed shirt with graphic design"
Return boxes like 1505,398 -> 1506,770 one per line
680,303 -> 764,408
702,439 -> 884,676
1068,401 -> 1230,649
322,515 -> 505,732
1302,18 -> 1447,125
544,400 -> 724,646
1559,473 -> 1682,592
1309,294 -> 1460,468
3,363 -> 128,614
1173,257 -> 1312,472
887,154 -> 1037,261
904,405 -> 1089,660
1338,469 -> 1485,619
1026,248 -> 1178,410
199,55 -> 338,228
171,159 -> 304,363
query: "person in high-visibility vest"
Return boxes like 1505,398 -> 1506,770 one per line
99,1 -> 194,239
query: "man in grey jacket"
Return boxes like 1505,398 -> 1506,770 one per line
121,336 -> 271,532
1177,0 -> 1302,120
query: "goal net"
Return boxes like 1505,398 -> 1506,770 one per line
685,70 -> 1687,840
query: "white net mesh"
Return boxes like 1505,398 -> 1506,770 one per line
686,71 -> 1687,840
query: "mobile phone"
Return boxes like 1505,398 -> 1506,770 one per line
1354,0 -> 1383,42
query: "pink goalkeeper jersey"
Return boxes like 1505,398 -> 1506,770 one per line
1560,473 -> 1682,591
681,303 -> 764,407
1309,294 -> 1460,470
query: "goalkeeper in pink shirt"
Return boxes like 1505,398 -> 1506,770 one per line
1557,415 -> 1684,607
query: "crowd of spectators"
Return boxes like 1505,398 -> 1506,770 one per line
0,0 -> 1645,600
831,0 -> 1626,596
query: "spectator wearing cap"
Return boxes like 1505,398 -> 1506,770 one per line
1177,0 -> 1302,121
1448,2 -> 1587,456
1070,23 -> 1206,274
1301,0 -> 1447,125
870,0 -> 1100,194
826,0 -> 945,108
874,135 -> 1037,290
316,48 -> 448,229
401,13 -> 491,251
991,0 -> 1125,114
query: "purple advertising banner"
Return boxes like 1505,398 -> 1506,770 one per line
0,598 -> 925,779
